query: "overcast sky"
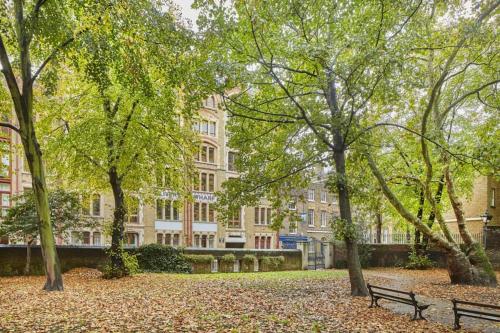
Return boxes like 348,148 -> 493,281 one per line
173,0 -> 199,28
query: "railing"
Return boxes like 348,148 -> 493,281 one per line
363,232 -> 483,245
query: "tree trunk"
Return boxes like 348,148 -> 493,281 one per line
107,167 -> 127,278
24,238 -> 33,275
22,119 -> 63,290
333,144 -> 368,296
375,212 -> 382,244
422,175 -> 445,250
414,190 -> 425,254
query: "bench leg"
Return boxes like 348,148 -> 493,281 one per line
411,307 -> 418,321
374,297 -> 380,307
369,295 -> 375,308
453,314 -> 461,330
418,309 -> 426,321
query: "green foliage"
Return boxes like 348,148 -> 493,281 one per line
242,254 -> 256,264
220,254 -> 236,263
260,256 -> 285,271
331,218 -> 358,242
134,244 -> 191,273
183,254 -> 214,264
0,189 -> 95,243
102,251 -> 139,278
405,250 -> 435,270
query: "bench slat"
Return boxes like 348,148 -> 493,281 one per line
456,308 -> 500,318
454,299 -> 500,310
457,313 -> 500,322
368,284 -> 413,296
372,293 -> 416,305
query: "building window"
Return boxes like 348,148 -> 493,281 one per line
173,234 -> 180,246
491,188 -> 496,208
82,194 -> 101,217
194,119 -> 217,137
321,191 -> 327,203
288,201 -> 296,211
194,234 -> 200,247
332,195 -> 338,205
255,236 -> 272,249
71,231 -> 81,245
228,152 -> 237,171
157,233 -> 164,244
92,232 -> 101,245
0,187 -> 10,217
204,96 -> 216,109
289,221 -> 297,234
82,231 -> 91,245
125,232 -> 139,246
196,144 -> 216,164
0,155 -> 9,178
165,233 -> 172,246
320,211 -> 328,227
208,235 -> 215,248
228,208 -> 241,229
307,189 -> 315,202
254,207 -> 272,225
196,172 -> 215,192
308,209 -> 315,226
193,202 -> 215,222
126,197 -> 139,224
156,200 -> 179,220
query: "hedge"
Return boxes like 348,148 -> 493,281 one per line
134,244 -> 191,273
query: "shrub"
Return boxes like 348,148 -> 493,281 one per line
183,254 -> 214,264
260,256 -> 285,271
183,254 -> 214,274
135,244 -> 191,273
220,253 -> 236,263
242,254 -> 256,272
405,250 -> 435,270
102,249 -> 139,279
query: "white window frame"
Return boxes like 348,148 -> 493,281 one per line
307,189 -> 315,202
320,211 -> 328,227
308,209 -> 315,227
320,191 -> 327,203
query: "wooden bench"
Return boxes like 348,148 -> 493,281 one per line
452,299 -> 500,330
367,283 -> 430,320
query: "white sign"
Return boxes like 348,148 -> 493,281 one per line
159,190 -> 217,203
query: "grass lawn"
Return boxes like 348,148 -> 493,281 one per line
0,268 -> 462,332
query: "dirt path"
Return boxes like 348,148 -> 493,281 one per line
364,269 -> 500,333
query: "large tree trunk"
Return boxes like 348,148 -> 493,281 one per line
22,119 -> 63,290
333,144 -> 368,296
414,190 -> 425,254
107,167 -> 127,278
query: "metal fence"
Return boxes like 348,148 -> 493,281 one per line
363,232 -> 484,245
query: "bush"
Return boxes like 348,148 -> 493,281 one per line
260,256 -> 285,271
135,244 -> 191,273
183,254 -> 214,274
242,254 -> 256,272
102,251 -> 139,279
405,250 -> 435,270
220,253 -> 236,263
183,254 -> 214,264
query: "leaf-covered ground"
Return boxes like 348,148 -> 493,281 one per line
0,268 -> 496,332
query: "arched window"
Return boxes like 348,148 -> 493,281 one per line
157,233 -> 164,244
196,144 -> 216,163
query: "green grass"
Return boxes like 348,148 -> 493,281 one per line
169,269 -> 347,281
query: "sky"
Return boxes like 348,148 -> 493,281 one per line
173,0 -> 199,28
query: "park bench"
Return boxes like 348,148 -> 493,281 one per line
367,283 -> 430,320
452,299 -> 500,330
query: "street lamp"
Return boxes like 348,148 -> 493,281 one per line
480,209 -> 493,248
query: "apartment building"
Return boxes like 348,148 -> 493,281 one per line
279,177 -> 340,248
0,95 -> 280,249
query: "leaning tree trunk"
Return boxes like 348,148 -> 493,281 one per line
375,211 -> 382,244
24,237 -> 33,275
107,167 -> 127,278
22,119 -> 63,290
333,140 -> 368,296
